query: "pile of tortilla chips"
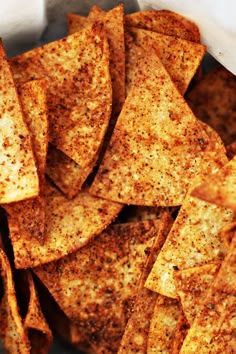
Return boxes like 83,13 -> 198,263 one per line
0,4 -> 235,353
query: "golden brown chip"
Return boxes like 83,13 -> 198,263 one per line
0,248 -> 30,353
220,221 -> 236,249
8,180 -> 122,268
90,51 -> 223,206
125,10 -> 200,42
180,233 -> 236,352
3,80 -> 48,242
10,22 -> 112,171
46,144 -> 94,199
186,65 -> 236,146
192,155 -> 236,210
0,41 -> 39,203
87,5 -> 106,21
125,28 -> 205,95
34,220 -> 159,353
145,156 -> 233,298
174,263 -> 220,325
67,13 -> 87,33
171,311 -> 189,354
147,296 -> 181,353
118,213 -> 173,354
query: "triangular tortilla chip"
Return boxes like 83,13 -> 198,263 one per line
186,65 -> 236,146
147,296 -> 181,353
0,248 -> 30,353
87,5 -> 106,21
174,263 -> 220,325
3,80 -> 48,242
118,213 -> 173,354
125,28 -> 205,95
180,233 -> 236,352
8,180 -> 122,268
67,13 -> 87,33
46,144 -> 94,199
34,220 -> 160,353
125,10 -> 200,42
0,41 -> 38,203
145,156 -> 233,298
90,51 -> 222,206
10,22 -> 112,171
192,155 -> 236,210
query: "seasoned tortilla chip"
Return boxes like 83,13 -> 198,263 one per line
186,65 -> 236,146
0,248 -> 30,353
147,296 -> 181,353
171,311 -> 189,354
8,180 -> 122,268
220,221 -> 236,249
87,5 -> 106,21
67,13 -> 87,33
34,221 -> 159,353
0,41 -> 38,203
46,145 -> 94,199
4,80 -> 48,242
10,22 -> 112,170
118,213 -> 173,354
180,233 -> 236,352
145,157 -> 233,298
125,10 -> 200,42
125,28 -> 205,95
90,51 -> 222,206
174,263 -> 220,325
192,156 -> 236,210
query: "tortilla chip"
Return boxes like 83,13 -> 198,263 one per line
0,248 -> 30,353
226,141 -> 236,160
10,22 -> 112,171
67,13 -> 87,33
180,233 -> 236,352
192,156 -> 236,210
90,51 -> 223,206
147,296 -> 181,353
125,28 -> 205,95
118,213 -> 173,354
186,65 -> 236,146
87,5 -> 106,21
125,10 -> 200,42
0,41 -> 38,204
145,157 -> 233,298
8,179 -> 122,268
46,144 -> 94,198
3,80 -> 48,243
171,311 -> 189,354
174,263 -> 220,325
220,221 -> 236,249
34,220 -> 160,353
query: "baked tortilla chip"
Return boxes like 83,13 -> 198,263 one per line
145,157 -> 233,298
34,221 -> 159,353
220,221 -> 236,249
171,311 -> 189,354
4,80 -> 48,242
0,41 -> 38,203
90,52 -> 222,206
192,156 -> 236,210
147,296 -> 181,353
118,213 -> 173,354
46,144 -> 93,199
180,233 -> 236,352
186,65 -> 236,145
125,28 -> 205,95
10,22 -> 112,170
67,13 -> 87,33
8,180 -> 122,268
0,248 -> 30,353
174,263 -> 220,325
125,10 -> 200,42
